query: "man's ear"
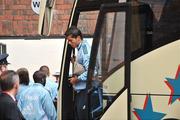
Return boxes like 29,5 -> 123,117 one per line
14,83 -> 19,90
77,36 -> 81,41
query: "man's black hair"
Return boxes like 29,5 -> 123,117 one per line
64,26 -> 83,39
33,70 -> 46,86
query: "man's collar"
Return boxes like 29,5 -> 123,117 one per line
77,42 -> 82,51
2,92 -> 16,101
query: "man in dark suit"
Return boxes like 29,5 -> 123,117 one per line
0,70 -> 25,120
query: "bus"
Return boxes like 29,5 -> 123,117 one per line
39,0 -> 180,119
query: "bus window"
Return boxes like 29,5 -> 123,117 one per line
91,11 -> 126,117
68,11 -> 99,78
77,11 -> 99,36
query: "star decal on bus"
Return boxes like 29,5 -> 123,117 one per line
133,95 -> 166,120
165,65 -> 180,105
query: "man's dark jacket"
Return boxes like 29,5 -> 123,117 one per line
0,93 -> 25,120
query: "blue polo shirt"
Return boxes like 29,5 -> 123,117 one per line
18,83 -> 57,120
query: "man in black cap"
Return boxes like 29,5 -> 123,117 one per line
0,53 -> 9,91
0,53 -> 9,75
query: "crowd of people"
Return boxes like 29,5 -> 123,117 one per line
0,53 -> 58,120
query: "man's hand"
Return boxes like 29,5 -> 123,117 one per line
69,75 -> 78,85
70,56 -> 76,64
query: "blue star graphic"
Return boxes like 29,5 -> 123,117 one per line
133,95 -> 166,120
165,65 -> 180,104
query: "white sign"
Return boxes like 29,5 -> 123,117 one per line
1,39 -> 65,80
31,0 -> 40,14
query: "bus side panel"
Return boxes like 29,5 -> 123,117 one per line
131,96 -> 180,119
101,89 -> 128,120
131,40 -> 180,94
131,39 -> 180,119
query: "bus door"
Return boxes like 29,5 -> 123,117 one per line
58,0 -> 120,120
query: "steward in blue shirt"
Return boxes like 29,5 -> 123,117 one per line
16,68 -> 30,101
18,70 -> 57,120
39,65 -> 58,101
65,26 -> 102,120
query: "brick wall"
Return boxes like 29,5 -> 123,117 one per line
1,0 -> 179,39
0,0 -> 74,36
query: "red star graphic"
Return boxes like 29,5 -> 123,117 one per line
165,65 -> 180,105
